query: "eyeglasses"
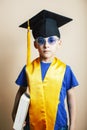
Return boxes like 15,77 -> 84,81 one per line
35,36 -> 59,45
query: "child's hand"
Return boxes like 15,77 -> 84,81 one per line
23,121 -> 26,127
13,121 -> 26,130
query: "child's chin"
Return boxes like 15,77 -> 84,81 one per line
43,54 -> 52,59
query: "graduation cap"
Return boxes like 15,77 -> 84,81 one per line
19,10 -> 72,65
19,9 -> 72,39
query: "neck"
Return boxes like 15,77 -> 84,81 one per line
40,56 -> 55,63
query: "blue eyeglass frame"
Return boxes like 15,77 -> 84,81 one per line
35,36 -> 59,45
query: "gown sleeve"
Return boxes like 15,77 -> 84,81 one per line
64,65 -> 79,91
15,65 -> 27,87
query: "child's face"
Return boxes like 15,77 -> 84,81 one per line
34,36 -> 61,60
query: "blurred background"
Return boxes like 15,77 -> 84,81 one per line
0,0 -> 87,130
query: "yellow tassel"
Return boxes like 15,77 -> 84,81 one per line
27,20 -> 31,65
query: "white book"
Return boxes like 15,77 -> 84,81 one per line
13,93 -> 30,130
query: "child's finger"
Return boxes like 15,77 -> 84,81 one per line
23,121 -> 26,127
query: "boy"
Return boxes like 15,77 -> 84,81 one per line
12,10 -> 79,130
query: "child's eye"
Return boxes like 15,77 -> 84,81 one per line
37,37 -> 45,45
48,37 -> 56,43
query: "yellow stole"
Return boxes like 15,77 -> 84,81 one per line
26,57 -> 66,130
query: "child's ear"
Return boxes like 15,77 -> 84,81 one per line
34,41 -> 38,49
58,39 -> 62,45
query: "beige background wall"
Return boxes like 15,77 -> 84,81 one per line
0,0 -> 87,130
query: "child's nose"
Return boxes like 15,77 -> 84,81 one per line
44,41 -> 49,48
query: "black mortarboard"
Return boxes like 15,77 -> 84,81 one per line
19,10 -> 72,39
